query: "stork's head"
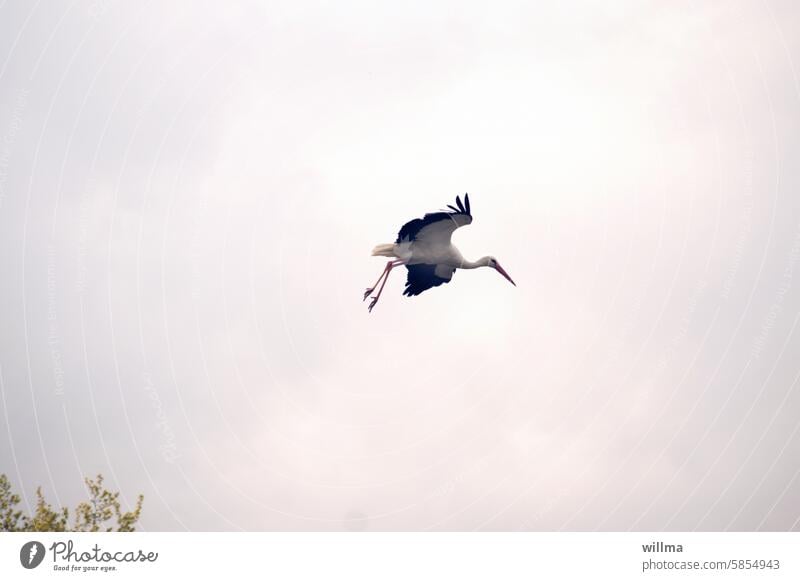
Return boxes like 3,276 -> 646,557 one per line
484,256 -> 516,286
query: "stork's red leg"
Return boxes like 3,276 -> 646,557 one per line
364,259 -> 404,302
364,262 -> 392,301
366,260 -> 404,312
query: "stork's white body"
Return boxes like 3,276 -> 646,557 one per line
374,240 -> 465,268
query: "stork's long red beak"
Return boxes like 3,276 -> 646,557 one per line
495,263 -> 516,286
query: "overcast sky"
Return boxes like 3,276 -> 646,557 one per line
1,0 -> 800,531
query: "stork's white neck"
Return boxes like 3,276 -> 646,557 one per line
461,256 -> 492,269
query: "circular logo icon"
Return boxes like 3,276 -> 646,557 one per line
19,541 -> 46,569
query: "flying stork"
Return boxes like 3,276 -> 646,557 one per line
364,194 -> 515,312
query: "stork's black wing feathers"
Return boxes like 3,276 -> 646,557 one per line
403,264 -> 453,296
396,193 -> 473,243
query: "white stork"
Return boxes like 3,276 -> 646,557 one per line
364,194 -> 515,312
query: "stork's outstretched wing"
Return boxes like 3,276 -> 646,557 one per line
395,194 -> 473,246
403,264 -> 455,296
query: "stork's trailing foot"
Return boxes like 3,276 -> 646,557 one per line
363,262 -> 391,301
364,259 -> 404,312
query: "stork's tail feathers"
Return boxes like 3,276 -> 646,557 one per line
371,243 -> 396,257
